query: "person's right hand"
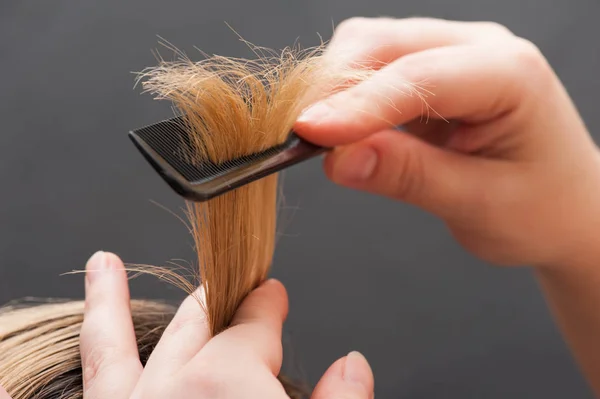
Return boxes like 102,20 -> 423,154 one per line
295,17 -> 600,270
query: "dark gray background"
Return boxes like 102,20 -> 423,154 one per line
1,1 -> 599,397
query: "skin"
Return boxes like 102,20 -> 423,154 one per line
294,17 -> 600,396
1,253 -> 374,399
77,251 -> 374,399
2,16 -> 599,398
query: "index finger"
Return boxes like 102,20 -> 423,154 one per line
296,40 -> 551,147
80,251 -> 142,399
324,17 -> 512,70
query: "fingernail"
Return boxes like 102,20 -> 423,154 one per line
86,251 -> 108,283
297,102 -> 333,123
334,147 -> 378,184
344,351 -> 373,389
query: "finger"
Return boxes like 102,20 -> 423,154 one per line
296,40 -> 551,147
323,129 -> 513,220
139,286 -> 210,378
311,352 -> 374,399
192,279 -> 288,375
80,251 -> 141,399
0,384 -> 12,399
325,17 -> 513,70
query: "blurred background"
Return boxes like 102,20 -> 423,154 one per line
1,0 -> 599,397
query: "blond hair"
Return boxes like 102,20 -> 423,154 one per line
0,39 -> 371,398
139,42 -> 369,335
0,300 -> 174,399
0,300 -> 306,398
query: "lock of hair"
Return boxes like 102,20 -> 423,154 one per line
134,42 -> 373,337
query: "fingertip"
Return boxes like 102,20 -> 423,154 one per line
260,278 -> 286,296
261,279 -> 289,321
312,352 -> 374,399
295,103 -> 372,148
103,252 -> 125,270
84,251 -> 130,313
294,119 -> 340,147
85,251 -> 125,286
85,251 -> 124,272
85,251 -> 106,288
85,250 -> 105,275
296,102 -> 332,125
234,279 -> 289,326
344,351 -> 375,393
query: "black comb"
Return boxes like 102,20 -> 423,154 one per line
129,116 -> 327,202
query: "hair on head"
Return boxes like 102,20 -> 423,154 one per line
0,300 -> 175,399
0,37 -> 376,399
0,300 -> 307,398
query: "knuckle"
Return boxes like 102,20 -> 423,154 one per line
511,38 -> 552,78
81,344 -> 118,387
335,17 -> 396,39
475,21 -> 513,36
400,16 -> 440,25
188,365 -> 226,398
390,140 -> 425,201
163,312 -> 207,339
78,318 -> 102,351
335,17 -> 371,36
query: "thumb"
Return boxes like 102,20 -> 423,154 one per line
324,129 -> 492,220
311,352 -> 374,399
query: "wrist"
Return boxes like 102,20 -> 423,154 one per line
537,158 -> 600,272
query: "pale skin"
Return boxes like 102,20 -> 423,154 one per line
0,251 -> 374,399
295,17 -> 600,396
2,16 -> 600,398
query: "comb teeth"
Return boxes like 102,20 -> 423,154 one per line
129,115 -> 327,201
132,115 -> 297,183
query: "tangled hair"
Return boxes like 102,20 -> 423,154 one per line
0,39 -> 373,398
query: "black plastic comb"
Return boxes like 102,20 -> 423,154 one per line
128,116 -> 327,202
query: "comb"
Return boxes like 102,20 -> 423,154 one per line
128,116 -> 327,202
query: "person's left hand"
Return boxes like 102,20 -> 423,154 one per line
0,385 -> 10,399
78,251 -> 375,399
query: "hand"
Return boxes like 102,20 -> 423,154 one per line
295,17 -> 600,269
79,251 -> 375,399
0,385 -> 10,399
